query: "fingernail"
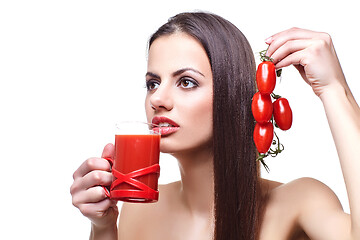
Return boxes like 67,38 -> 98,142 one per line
265,36 -> 272,44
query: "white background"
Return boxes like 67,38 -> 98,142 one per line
1,0 -> 359,239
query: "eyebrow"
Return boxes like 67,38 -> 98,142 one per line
145,67 -> 205,79
172,68 -> 205,77
145,72 -> 160,79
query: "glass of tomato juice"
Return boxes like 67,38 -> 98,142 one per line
105,121 -> 161,203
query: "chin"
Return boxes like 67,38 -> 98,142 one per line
159,139 -> 177,154
160,138 -> 212,156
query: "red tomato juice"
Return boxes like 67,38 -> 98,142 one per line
113,134 -> 160,194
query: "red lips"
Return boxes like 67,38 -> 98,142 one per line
151,116 -> 180,136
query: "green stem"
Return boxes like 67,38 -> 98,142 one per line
259,48 -> 273,62
256,130 -> 284,171
271,92 -> 282,99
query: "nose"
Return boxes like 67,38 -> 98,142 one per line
148,83 -> 173,112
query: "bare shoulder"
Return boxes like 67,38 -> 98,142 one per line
261,177 -> 349,239
269,177 -> 342,207
118,181 -> 181,239
264,177 -> 344,214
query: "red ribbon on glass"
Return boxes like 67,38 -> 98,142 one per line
103,158 -> 160,202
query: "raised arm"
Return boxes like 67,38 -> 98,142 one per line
266,27 -> 360,240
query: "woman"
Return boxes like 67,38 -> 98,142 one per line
70,12 -> 360,239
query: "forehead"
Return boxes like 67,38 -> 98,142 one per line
147,32 -> 211,75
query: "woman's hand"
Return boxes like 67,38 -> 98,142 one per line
71,143 -> 118,237
265,27 -> 346,97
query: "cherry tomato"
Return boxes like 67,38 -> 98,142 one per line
251,92 -> 273,123
253,122 -> 274,153
256,61 -> 276,94
273,98 -> 293,130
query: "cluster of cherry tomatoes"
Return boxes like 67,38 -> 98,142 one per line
252,52 -> 293,170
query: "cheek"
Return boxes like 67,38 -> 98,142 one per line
144,95 -> 152,122
182,94 -> 213,135
195,99 -> 212,125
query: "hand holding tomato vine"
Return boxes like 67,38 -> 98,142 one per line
265,27 -> 347,98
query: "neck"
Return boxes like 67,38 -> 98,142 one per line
172,145 -> 214,218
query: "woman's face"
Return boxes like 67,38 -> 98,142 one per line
145,32 -> 213,154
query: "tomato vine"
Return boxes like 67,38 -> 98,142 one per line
253,48 -> 293,172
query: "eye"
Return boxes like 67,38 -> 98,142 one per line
178,78 -> 198,89
146,80 -> 160,91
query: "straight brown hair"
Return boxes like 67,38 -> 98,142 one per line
149,12 -> 261,240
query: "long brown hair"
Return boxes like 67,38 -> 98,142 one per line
149,12 -> 261,239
